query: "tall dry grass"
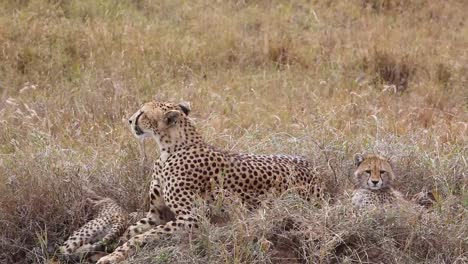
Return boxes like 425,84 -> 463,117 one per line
0,0 -> 466,263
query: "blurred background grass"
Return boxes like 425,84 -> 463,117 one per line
0,0 -> 466,263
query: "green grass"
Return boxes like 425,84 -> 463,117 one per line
0,0 -> 466,263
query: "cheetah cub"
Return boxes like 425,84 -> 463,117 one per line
351,153 -> 435,209
60,189 -> 130,261
352,153 -> 405,208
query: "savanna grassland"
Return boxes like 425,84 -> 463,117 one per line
0,0 -> 467,263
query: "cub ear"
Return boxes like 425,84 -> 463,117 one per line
178,101 -> 191,116
85,197 -> 101,208
164,110 -> 181,126
387,155 -> 397,170
354,153 -> 364,167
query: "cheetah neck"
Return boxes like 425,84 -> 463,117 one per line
153,119 -> 204,162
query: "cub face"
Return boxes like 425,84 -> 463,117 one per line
354,154 -> 395,190
127,101 -> 191,139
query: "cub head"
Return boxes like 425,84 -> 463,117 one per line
127,101 -> 191,139
82,187 -> 112,214
353,153 -> 395,190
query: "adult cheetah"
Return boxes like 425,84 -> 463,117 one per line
96,101 -> 326,263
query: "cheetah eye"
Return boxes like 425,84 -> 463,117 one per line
365,170 -> 371,174
380,170 -> 386,174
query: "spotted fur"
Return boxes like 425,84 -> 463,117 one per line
96,101 -> 326,263
351,154 -> 405,208
60,190 -> 130,260
351,154 -> 435,209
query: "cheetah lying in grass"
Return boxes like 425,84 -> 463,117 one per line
352,153 -> 435,209
60,189 -> 143,262
96,101 -> 327,263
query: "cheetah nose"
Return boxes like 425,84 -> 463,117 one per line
371,180 -> 379,185
128,119 -> 132,125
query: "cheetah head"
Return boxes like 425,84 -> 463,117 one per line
127,101 -> 191,139
353,153 -> 395,190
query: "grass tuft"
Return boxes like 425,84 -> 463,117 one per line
362,50 -> 416,92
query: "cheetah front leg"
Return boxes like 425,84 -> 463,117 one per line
60,218 -> 109,255
99,219 -> 127,246
97,190 -> 197,264
97,215 -> 197,263
122,179 -> 175,241
71,221 -> 128,262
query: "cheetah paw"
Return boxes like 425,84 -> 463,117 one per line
96,253 -> 126,264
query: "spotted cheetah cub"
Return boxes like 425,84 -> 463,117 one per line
60,189 -> 129,260
351,154 -> 435,209
351,154 -> 408,208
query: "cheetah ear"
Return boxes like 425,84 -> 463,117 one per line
85,197 -> 100,207
164,110 -> 181,126
387,155 -> 397,170
354,153 -> 364,167
178,102 -> 191,116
